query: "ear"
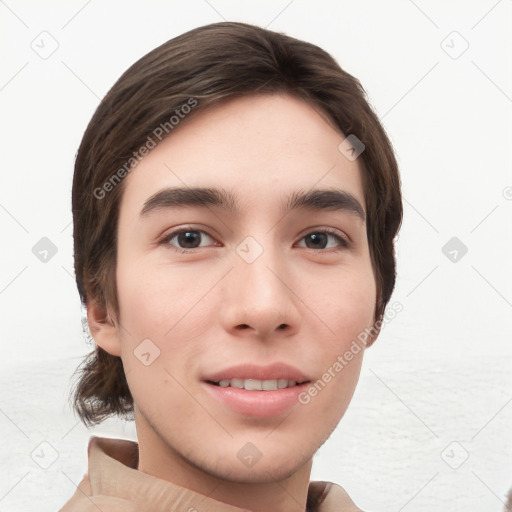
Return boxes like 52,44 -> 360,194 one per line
86,297 -> 122,357
365,328 -> 380,348
364,314 -> 384,348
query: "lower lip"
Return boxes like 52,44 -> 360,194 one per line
203,382 -> 309,418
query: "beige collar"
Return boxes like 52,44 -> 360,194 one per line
76,436 -> 362,512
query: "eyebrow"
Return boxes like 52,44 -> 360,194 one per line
140,186 -> 365,222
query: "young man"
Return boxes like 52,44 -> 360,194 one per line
62,21 -> 402,512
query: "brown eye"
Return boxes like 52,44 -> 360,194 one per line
160,229 -> 217,251
297,229 -> 349,250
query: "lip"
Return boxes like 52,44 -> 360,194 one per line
202,362 -> 311,418
202,362 -> 310,383
203,381 -> 309,417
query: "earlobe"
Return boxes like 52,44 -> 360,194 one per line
364,313 -> 383,349
365,329 -> 380,348
86,297 -> 122,357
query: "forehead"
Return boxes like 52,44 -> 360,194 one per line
120,93 -> 365,217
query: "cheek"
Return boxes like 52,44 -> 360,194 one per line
115,263 -> 200,413
115,260 -> 192,338
301,272 -> 371,418
115,259 -> 208,380
310,263 -> 377,343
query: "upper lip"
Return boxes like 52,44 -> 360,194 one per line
203,362 -> 311,383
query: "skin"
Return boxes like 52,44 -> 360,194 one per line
88,93 -> 378,512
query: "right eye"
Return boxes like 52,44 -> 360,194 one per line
158,228 -> 219,253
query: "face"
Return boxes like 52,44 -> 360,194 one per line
100,93 -> 377,485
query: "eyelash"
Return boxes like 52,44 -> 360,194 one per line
158,226 -> 350,254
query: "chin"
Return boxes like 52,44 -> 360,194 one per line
205,454 -> 311,484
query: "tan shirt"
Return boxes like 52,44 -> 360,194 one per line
60,436 -> 363,512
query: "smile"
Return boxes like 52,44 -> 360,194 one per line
209,378 -> 305,390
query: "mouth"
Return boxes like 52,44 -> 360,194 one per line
202,363 -> 312,417
207,378 -> 307,390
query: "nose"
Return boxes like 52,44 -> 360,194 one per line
219,240 -> 302,340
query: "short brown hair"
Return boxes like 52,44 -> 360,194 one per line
69,21 -> 402,426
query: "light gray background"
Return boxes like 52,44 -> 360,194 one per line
1,1 -> 511,511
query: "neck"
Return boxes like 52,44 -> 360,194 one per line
135,413 -> 312,512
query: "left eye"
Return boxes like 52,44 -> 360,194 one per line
296,230 -> 349,250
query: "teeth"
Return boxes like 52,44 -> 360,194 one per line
231,378 -> 244,389
245,379 -> 262,390
277,379 -> 288,389
214,378 -> 300,390
262,380 -> 277,391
